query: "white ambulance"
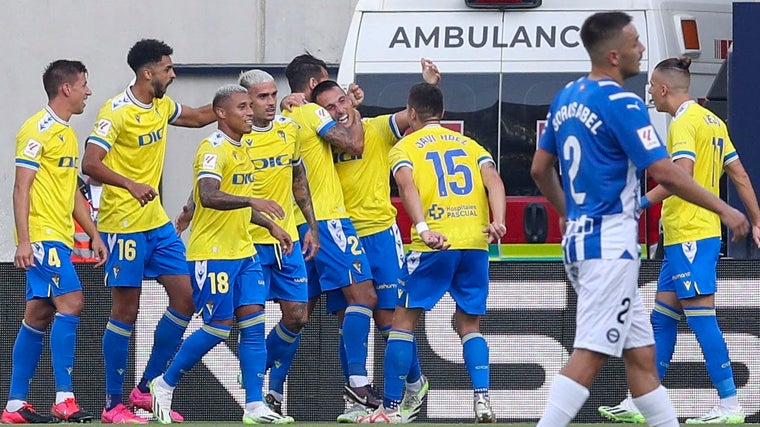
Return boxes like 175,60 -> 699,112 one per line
337,0 -> 732,257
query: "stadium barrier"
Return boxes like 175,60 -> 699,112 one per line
1,261 -> 759,423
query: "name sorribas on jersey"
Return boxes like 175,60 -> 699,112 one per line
551,101 -> 603,135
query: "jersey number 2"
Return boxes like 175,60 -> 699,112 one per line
563,136 -> 586,205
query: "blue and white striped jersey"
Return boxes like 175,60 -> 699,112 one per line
538,77 -> 669,262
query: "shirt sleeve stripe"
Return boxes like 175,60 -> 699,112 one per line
391,160 -> 413,175
389,114 -> 403,139
671,151 -> 696,162
15,159 -> 40,170
724,152 -> 739,165
87,136 -> 112,151
477,155 -> 495,167
292,157 -> 302,166
316,120 -> 336,137
169,102 -> 182,124
608,92 -> 641,101
197,171 -> 222,181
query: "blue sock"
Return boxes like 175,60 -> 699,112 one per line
8,321 -> 45,401
462,332 -> 489,394
239,312 -> 266,404
103,318 -> 132,409
378,325 -> 422,384
266,321 -> 301,395
343,305 -> 372,377
50,313 -> 80,393
338,328 -> 349,382
139,308 -> 190,392
685,306 -> 736,398
651,300 -> 682,380
164,324 -> 229,387
383,330 -> 414,409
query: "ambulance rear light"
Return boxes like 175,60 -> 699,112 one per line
465,0 -> 542,10
675,15 -> 701,57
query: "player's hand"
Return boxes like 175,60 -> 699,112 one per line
420,230 -> 450,250
126,181 -> 158,207
720,207 -> 749,242
347,83 -> 364,108
250,198 -> 285,220
751,224 -> 760,248
174,204 -> 193,235
483,222 -> 506,243
90,235 -> 109,268
421,58 -> 441,86
301,228 -> 320,262
268,224 -> 293,256
280,93 -> 307,112
14,242 -> 35,270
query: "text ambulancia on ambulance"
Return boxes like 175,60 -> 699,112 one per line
338,0 -> 731,259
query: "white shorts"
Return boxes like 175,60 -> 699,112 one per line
566,258 -> 654,357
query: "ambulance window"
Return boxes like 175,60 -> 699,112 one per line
356,73 -> 500,196
500,73 -> 648,196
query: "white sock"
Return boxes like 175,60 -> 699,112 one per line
55,392 -> 74,405
5,400 -> 25,412
405,378 -> 422,393
156,375 -> 175,391
349,375 -> 369,388
536,374 -> 589,427
720,395 -> 740,410
245,401 -> 265,413
268,390 -> 283,402
633,386 -> 679,427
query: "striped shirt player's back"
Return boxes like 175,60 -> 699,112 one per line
538,77 -> 669,262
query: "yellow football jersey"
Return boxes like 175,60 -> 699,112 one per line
335,114 -> 402,236
87,87 -> 181,233
282,103 -> 348,222
187,131 -> 256,261
243,116 -> 301,244
389,125 -> 493,251
661,101 -> 738,245
14,107 -> 79,247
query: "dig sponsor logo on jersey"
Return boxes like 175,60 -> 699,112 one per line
251,155 -> 291,170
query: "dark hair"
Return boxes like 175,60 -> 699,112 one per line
127,39 -> 173,72
580,12 -> 633,56
408,83 -> 443,121
42,59 -> 87,99
654,56 -> 692,74
285,53 -> 327,92
311,80 -> 342,103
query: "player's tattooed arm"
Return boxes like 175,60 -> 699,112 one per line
292,162 -> 318,232
197,178 -> 255,211
322,108 -> 365,155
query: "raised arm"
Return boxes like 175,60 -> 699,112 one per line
171,104 -> 216,128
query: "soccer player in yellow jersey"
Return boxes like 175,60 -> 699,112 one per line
238,69 -> 319,415
81,39 -> 217,424
150,84 -> 294,425
599,57 -> 760,425
4,60 -> 106,424
359,83 -> 507,424
282,54 -> 383,408
311,58 -> 441,423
